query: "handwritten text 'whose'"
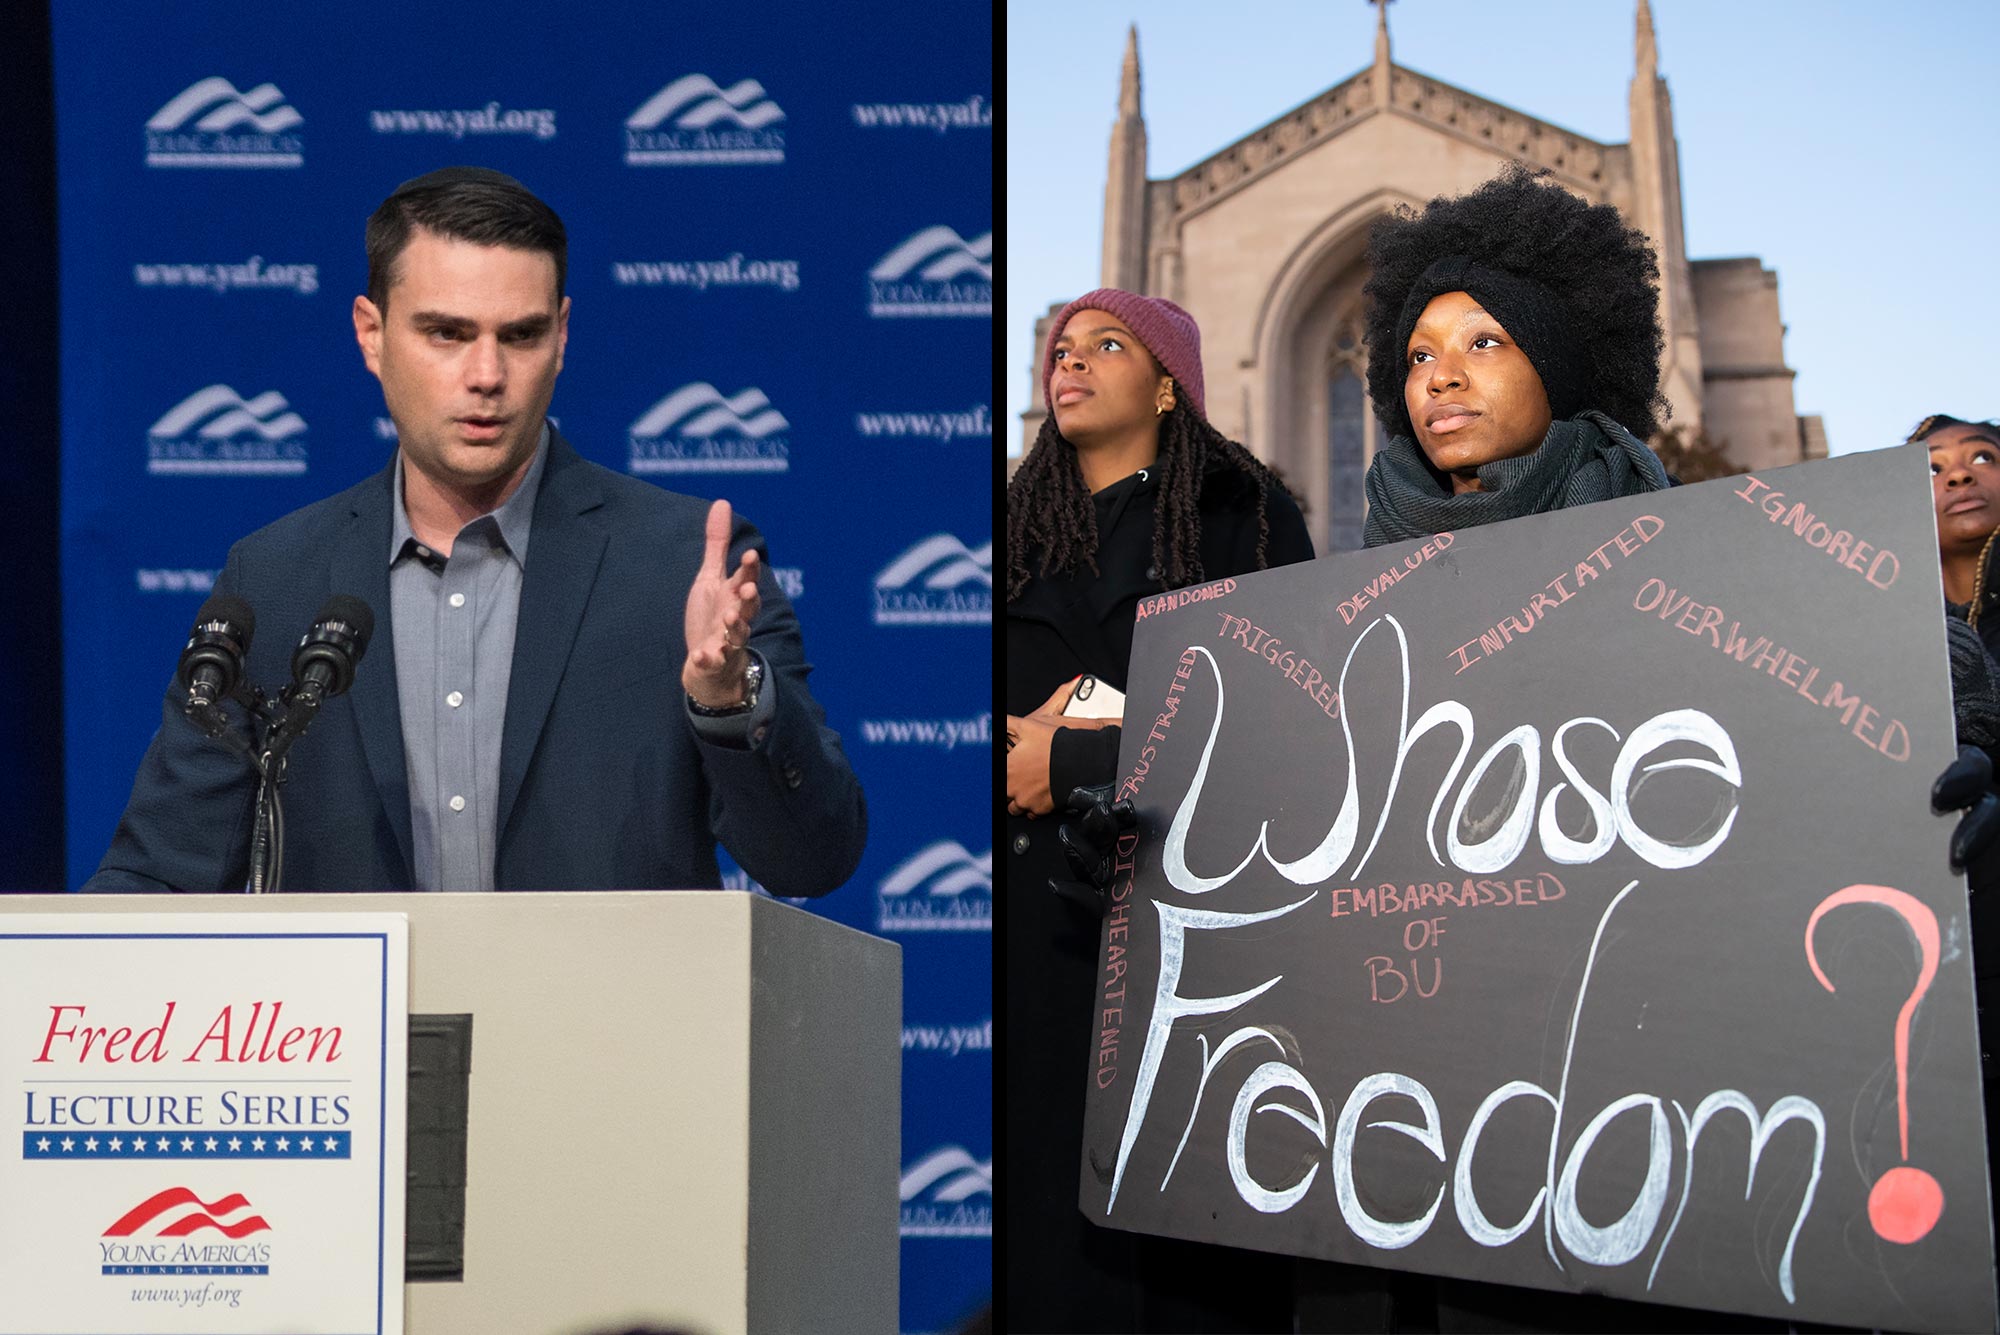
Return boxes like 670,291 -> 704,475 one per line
1162,618 -> 1743,899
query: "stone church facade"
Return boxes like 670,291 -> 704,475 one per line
1019,2 -> 1826,552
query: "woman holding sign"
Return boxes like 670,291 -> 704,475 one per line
1920,413 -> 2000,664
1004,288 -> 1312,1331
1350,167 -> 2000,1332
1358,166 -> 1673,542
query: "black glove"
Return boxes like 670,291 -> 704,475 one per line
1933,745 -> 2000,891
1044,782 -> 1138,919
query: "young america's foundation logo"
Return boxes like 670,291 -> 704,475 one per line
867,226 -> 991,318
145,77 -> 303,168
899,1147 -> 992,1238
627,383 -> 790,474
873,534 -> 991,625
625,75 -> 785,165
100,1187 -> 273,1275
148,385 -> 309,476
877,840 -> 991,933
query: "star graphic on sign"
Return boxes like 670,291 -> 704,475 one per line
107,1136 -> 122,1152
250,1137 -> 265,1152
178,1137 -> 192,1151
130,1137 -> 145,1153
324,1136 -> 338,1151
84,1137 -> 98,1152
35,1137 -> 49,1152
59,1137 -> 73,1152
204,1137 -> 218,1152
275,1136 -> 289,1152
228,1137 -> 242,1152
298,1137 -> 312,1153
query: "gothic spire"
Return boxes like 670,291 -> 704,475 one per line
1636,0 -> 1658,80
1119,23 -> 1141,119
1101,24 -> 1150,292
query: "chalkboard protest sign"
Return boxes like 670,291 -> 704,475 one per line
1079,446 -> 1997,1332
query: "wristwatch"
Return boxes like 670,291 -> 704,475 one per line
687,654 -> 764,718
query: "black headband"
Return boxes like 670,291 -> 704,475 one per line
1391,255 -> 1589,439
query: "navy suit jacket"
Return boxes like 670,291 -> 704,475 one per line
86,433 -> 867,896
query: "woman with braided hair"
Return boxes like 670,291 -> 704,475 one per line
1004,288 -> 1311,1331
1915,411 -> 2000,1255
1919,413 -> 2000,664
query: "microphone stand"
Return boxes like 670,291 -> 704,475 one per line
245,679 -> 335,895
187,684 -> 302,895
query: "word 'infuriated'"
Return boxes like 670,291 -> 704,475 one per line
1451,515 -> 1663,673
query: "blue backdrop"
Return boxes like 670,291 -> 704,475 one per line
52,5 -> 991,1329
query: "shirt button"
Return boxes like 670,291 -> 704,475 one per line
446,691 -> 464,708
448,795 -> 466,813
449,593 -> 465,608
416,545 -> 432,560
1012,834 -> 1031,854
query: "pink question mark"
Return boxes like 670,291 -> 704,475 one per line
1804,883 -> 1943,1244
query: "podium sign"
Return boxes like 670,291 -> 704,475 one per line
0,914 -> 408,1335
1081,447 -> 1997,1331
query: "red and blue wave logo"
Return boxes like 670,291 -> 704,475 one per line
99,1187 -> 275,1276
105,1187 -> 272,1239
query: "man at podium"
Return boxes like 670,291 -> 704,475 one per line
85,166 -> 866,897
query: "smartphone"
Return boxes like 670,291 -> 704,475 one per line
1061,675 -> 1125,721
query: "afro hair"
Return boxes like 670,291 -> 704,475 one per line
1362,165 -> 1668,444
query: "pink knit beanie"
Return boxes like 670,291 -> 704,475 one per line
1042,288 -> 1206,421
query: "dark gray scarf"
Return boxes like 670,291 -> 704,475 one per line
1362,410 -> 1670,548
1949,615 -> 2000,754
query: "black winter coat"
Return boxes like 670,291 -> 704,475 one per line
1003,459 -> 1313,1331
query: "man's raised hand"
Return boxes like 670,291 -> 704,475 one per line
683,498 -> 763,708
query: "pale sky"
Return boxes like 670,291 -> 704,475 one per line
1005,0 -> 1998,459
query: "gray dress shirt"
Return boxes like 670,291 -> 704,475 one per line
390,432 -> 548,892
389,423 -> 774,891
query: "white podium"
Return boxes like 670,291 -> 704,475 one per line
2,891 -> 900,1334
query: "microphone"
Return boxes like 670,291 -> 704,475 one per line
279,595 -> 375,740
177,594 -> 256,733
